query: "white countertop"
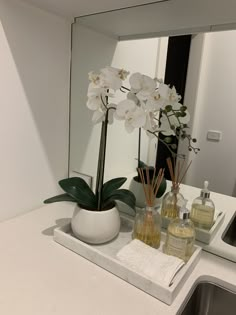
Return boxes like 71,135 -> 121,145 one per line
0,189 -> 235,315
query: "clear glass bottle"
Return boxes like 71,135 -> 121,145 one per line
163,200 -> 195,262
161,185 -> 185,219
190,181 -> 215,230
132,205 -> 162,249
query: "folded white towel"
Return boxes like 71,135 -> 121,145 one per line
116,239 -> 185,287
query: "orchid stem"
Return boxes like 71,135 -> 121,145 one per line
138,128 -> 141,168
95,96 -> 109,211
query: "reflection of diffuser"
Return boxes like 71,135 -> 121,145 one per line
132,168 -> 164,248
161,158 -> 192,219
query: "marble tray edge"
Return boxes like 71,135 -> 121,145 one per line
53,222 -> 201,305
195,211 -> 225,244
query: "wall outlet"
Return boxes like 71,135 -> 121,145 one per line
207,130 -> 222,142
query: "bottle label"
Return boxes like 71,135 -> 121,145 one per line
191,205 -> 214,225
167,235 -> 187,257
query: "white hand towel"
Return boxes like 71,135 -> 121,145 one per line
116,239 -> 185,287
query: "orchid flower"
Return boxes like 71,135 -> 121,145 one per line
86,66 -> 199,171
116,99 -> 147,132
129,72 -> 156,100
100,67 -> 129,91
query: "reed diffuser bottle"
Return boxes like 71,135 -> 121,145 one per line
132,168 -> 164,249
161,158 -> 192,222
163,200 -> 195,262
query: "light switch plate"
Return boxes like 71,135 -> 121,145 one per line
207,130 -> 222,141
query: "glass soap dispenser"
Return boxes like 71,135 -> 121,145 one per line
163,200 -> 195,262
190,181 -> 215,230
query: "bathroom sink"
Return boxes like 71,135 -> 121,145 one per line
179,282 -> 236,315
222,212 -> 236,246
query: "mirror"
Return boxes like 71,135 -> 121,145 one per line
69,1 -> 236,198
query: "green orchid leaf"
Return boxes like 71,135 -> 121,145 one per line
156,177 -> 167,198
180,105 -> 187,112
59,177 -> 97,209
138,160 -> 148,168
102,177 -> 127,200
103,189 -> 136,210
165,105 -> 172,112
180,112 -> 187,117
44,193 -> 77,204
164,137 -> 173,144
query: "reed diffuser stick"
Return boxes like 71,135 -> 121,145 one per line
138,167 -> 164,206
166,157 -> 192,188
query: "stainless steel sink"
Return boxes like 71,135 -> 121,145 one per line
222,212 -> 236,246
179,282 -> 236,315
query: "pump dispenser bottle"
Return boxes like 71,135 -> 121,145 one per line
190,181 -> 215,230
163,200 -> 195,262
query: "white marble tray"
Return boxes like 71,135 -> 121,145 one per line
162,211 -> 225,244
194,211 -> 225,244
54,216 -> 201,305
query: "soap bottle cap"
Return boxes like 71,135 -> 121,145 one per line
179,199 -> 189,220
200,181 -> 210,198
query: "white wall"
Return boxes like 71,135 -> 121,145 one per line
69,24 -> 117,185
0,0 -> 71,221
184,30 -> 236,197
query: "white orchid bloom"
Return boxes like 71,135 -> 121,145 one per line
116,99 -> 146,132
143,111 -> 160,134
100,66 -> 129,91
88,71 -> 101,87
87,84 -> 105,111
158,83 -> 181,106
169,86 -> 181,103
146,90 -> 166,111
158,83 -> 169,99
115,99 -> 136,119
127,91 -> 147,110
129,72 -> 156,100
124,106 -> 146,133
87,81 -> 117,125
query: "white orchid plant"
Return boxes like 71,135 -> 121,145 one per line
44,66 -> 199,211
88,67 -> 199,154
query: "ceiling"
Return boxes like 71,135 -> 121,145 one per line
77,1 -> 236,40
21,0 -> 167,19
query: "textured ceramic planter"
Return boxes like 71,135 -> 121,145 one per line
71,205 -> 120,244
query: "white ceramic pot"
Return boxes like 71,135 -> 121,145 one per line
129,176 -> 163,208
71,205 -> 120,244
